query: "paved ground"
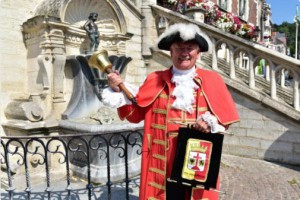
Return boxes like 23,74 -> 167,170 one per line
219,154 -> 300,200
1,154 -> 300,199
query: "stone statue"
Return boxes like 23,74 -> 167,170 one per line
84,12 -> 100,52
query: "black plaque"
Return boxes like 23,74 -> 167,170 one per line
169,127 -> 224,190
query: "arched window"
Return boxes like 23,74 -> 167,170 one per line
218,0 -> 228,10
218,0 -> 232,11
239,0 -> 246,16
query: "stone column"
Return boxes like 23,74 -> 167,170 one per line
39,29 -> 66,103
248,53 -> 255,89
279,69 -> 284,87
239,51 -> 246,69
141,0 -> 157,58
23,16 -> 66,119
293,78 -> 299,111
270,63 -> 277,100
265,64 -> 270,81
211,38 -> 218,70
228,44 -> 236,79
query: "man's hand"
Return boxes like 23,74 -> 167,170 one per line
193,118 -> 211,133
107,71 -> 123,92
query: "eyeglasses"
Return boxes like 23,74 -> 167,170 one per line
173,47 -> 199,53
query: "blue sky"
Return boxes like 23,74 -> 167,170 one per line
266,0 -> 300,24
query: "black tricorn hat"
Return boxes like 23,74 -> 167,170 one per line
157,23 -> 210,52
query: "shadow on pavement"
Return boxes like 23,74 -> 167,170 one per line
1,178 -> 140,200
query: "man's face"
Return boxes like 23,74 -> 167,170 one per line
170,41 -> 200,70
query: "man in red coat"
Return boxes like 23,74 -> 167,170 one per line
103,23 -> 240,200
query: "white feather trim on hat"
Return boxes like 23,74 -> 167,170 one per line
155,23 -> 212,52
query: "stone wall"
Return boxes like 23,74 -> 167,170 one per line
117,1 -> 146,85
0,0 -> 146,136
225,88 -> 300,165
0,0 -> 43,136
136,39 -> 300,165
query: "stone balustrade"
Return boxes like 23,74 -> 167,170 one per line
152,5 -> 300,116
151,5 -> 300,166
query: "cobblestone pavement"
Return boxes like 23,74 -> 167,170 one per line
1,154 -> 300,199
219,154 -> 300,200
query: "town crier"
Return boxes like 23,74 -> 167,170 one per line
103,23 -> 240,200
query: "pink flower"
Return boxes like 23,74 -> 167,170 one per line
215,10 -> 221,19
233,16 -> 242,29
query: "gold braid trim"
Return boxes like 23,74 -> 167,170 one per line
148,197 -> 159,200
153,154 -> 166,161
153,139 -> 166,146
149,167 -> 166,176
147,134 -> 151,150
151,124 -> 166,130
148,182 -> 165,190
153,108 -> 167,115
198,107 -> 208,112
159,93 -> 168,99
167,132 -> 178,137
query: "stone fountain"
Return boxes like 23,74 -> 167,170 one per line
59,53 -> 143,183
2,2 -> 144,185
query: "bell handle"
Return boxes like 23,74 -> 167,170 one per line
105,67 -> 137,105
118,83 -> 137,104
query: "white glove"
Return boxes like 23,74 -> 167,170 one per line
200,111 -> 225,133
102,82 -> 138,108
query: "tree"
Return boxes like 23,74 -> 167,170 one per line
273,21 -> 299,57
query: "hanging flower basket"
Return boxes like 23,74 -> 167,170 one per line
158,0 -> 256,40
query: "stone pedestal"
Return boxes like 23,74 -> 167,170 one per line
185,8 -> 206,23
60,120 -> 144,184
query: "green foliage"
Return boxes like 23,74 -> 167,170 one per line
273,21 -> 299,56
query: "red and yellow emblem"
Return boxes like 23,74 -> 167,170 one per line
181,138 -> 213,182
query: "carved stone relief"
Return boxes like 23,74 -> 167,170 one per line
16,0 -> 131,124
34,0 -> 126,34
4,0 -> 133,135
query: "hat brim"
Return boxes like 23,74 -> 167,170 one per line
157,32 -> 209,52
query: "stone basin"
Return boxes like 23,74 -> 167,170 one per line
59,119 -> 144,184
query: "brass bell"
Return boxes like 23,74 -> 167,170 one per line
88,50 -> 113,74
88,50 -> 137,104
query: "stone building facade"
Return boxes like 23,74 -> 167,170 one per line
213,0 -> 260,25
0,0 -> 160,136
0,0 -> 269,135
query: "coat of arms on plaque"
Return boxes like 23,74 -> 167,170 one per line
182,139 -> 212,182
169,128 -> 223,190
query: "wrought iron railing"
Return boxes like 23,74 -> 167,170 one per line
0,129 -> 143,200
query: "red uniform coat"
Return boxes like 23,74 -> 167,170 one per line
118,67 -> 240,200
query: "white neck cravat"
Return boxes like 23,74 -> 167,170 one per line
171,66 -> 199,114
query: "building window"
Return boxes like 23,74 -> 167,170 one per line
239,0 -> 246,16
239,0 -> 249,20
218,0 -> 228,10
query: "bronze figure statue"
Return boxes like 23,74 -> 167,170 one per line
84,12 -> 100,52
